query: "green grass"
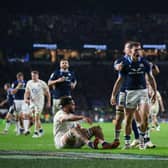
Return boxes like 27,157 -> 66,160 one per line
0,121 -> 168,156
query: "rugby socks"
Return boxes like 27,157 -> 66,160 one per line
124,135 -> 131,145
132,119 -> 139,139
144,127 -> 150,143
87,141 -> 95,149
114,130 -> 121,141
16,120 -> 20,134
4,120 -> 11,131
23,119 -> 29,132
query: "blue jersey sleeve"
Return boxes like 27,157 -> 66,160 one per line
144,60 -> 152,74
49,71 -> 58,81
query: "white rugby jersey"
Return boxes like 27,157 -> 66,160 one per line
26,79 -> 48,105
53,109 -> 77,138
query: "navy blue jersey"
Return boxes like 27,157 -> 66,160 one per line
49,69 -> 76,99
114,55 -> 128,92
11,80 -> 26,100
6,88 -> 14,106
119,56 -> 151,90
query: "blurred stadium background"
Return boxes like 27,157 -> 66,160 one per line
0,13 -> 168,123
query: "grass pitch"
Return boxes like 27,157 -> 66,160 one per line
1,121 -> 168,168
0,121 -> 168,156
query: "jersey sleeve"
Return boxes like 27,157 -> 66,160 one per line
41,81 -> 49,91
145,60 -> 152,74
49,71 -> 58,81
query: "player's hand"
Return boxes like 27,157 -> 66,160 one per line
83,117 -> 92,125
56,77 -> 65,83
115,62 -> 123,71
25,99 -> 30,105
70,83 -> 76,89
17,82 -> 23,88
110,96 -> 117,106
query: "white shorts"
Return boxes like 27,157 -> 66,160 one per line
14,100 -> 24,113
22,103 -> 31,114
125,89 -> 149,109
150,101 -> 159,116
29,103 -> 44,116
54,130 -> 84,149
52,99 -> 61,114
117,92 -> 126,107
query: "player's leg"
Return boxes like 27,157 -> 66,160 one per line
84,125 -> 112,149
124,108 -> 135,149
130,119 -> 140,147
124,90 -> 138,149
22,103 -> 31,135
58,127 -> 97,149
32,105 -> 44,138
138,102 -> 150,149
111,92 -> 125,148
151,104 -> 160,131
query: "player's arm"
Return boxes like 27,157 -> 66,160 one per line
44,83 -> 51,108
152,64 -> 160,75
114,61 -> 123,71
157,91 -> 165,112
59,114 -> 92,124
110,75 -> 123,105
24,83 -> 30,104
0,99 -> 8,107
11,82 -> 23,94
71,72 -> 77,89
146,72 -> 157,103
48,72 -> 65,87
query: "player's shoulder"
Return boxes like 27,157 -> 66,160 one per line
114,55 -> 129,64
26,80 -> 33,85
39,79 -> 47,85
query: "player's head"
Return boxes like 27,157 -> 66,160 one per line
124,41 -> 134,55
60,59 -> 69,70
31,71 -> 39,81
16,72 -> 24,81
128,41 -> 141,58
60,96 -> 75,113
4,83 -> 10,91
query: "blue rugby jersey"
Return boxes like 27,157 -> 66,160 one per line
11,80 -> 26,100
119,56 -> 151,90
48,69 -> 77,99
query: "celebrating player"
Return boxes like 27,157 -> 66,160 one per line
48,59 -> 77,114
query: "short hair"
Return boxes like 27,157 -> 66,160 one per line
59,96 -> 74,107
128,41 -> 141,49
16,72 -> 24,78
60,58 -> 69,62
31,70 -> 39,75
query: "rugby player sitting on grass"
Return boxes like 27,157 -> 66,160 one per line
53,96 -> 113,149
